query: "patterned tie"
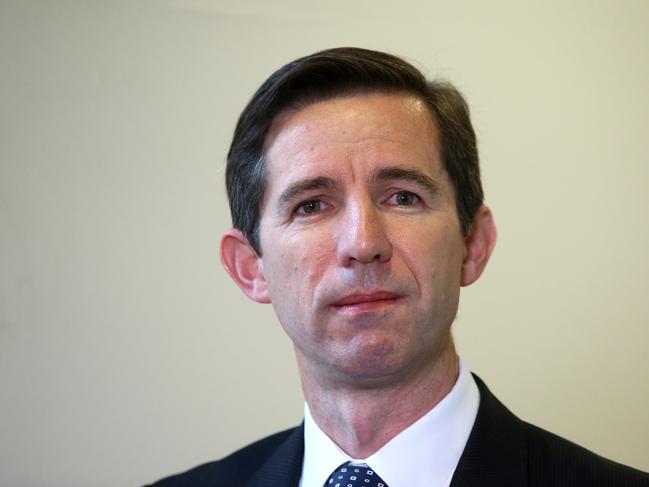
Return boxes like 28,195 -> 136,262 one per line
324,462 -> 389,487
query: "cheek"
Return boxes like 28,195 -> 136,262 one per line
264,231 -> 334,301
287,222 -> 335,258
396,228 -> 465,288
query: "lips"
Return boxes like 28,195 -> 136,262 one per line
332,291 -> 402,312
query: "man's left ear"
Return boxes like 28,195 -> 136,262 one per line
461,205 -> 497,287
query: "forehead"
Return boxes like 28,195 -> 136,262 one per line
266,92 -> 438,158
262,93 -> 443,197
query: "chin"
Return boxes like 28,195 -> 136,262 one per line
331,341 -> 414,384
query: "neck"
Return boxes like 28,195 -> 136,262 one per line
298,338 -> 459,459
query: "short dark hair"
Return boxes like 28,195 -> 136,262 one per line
226,47 -> 483,254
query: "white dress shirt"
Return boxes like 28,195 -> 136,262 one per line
299,359 -> 480,487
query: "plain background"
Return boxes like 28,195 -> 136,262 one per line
1,1 -> 647,485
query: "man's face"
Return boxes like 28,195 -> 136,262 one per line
255,93 -> 469,385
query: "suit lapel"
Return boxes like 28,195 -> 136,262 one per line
243,424 -> 304,487
450,375 -> 528,487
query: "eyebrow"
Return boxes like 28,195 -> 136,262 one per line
372,166 -> 440,196
278,176 -> 339,207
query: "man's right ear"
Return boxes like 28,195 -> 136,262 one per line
220,229 -> 271,304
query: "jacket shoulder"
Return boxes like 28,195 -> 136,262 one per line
525,422 -> 649,486
146,427 -> 299,487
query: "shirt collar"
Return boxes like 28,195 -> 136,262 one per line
299,358 -> 480,487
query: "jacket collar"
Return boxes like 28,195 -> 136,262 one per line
450,374 -> 528,487
243,424 -> 304,487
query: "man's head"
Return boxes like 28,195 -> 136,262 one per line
220,48 -> 496,386
225,47 -> 483,256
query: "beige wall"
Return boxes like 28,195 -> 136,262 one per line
1,1 -> 647,485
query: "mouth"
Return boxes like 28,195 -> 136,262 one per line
332,291 -> 402,314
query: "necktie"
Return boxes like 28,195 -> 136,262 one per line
324,462 -> 389,487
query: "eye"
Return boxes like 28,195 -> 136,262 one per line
295,199 -> 324,216
391,191 -> 420,206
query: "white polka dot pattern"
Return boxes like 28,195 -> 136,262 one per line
324,462 -> 388,487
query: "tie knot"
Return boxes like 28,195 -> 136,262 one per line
325,462 -> 388,487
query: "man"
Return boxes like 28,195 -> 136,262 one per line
149,48 -> 648,486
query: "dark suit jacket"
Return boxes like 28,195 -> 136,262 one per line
148,375 -> 649,486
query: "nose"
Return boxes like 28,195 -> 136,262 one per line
336,198 -> 392,267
